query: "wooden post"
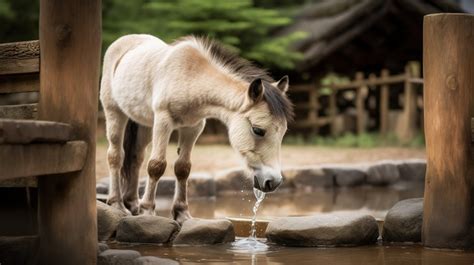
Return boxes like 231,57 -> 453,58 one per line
400,62 -> 419,142
329,89 -> 337,137
355,72 -> 366,135
423,13 -> 474,249
38,0 -> 101,264
380,69 -> 389,135
308,86 -> 319,134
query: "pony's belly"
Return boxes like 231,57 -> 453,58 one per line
112,84 -> 154,126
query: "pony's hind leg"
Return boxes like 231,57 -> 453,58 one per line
172,120 -> 206,224
121,121 -> 152,215
104,105 -> 130,214
139,112 -> 173,215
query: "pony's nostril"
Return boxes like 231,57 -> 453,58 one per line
253,176 -> 260,189
264,180 -> 272,191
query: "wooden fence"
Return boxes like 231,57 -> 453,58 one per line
291,62 -> 423,141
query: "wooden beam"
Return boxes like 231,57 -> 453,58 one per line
329,74 -> 406,90
38,0 -> 101,264
0,74 -> 40,93
0,41 -> 40,75
380,69 -> 389,135
0,141 -> 87,180
355,72 -> 366,134
398,62 -> 419,142
0,104 -> 38,120
0,119 -> 72,144
422,13 -> 474,249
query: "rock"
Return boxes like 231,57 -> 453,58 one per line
97,200 -> 127,241
173,218 -> 235,245
265,213 -> 379,247
0,236 -> 38,265
138,177 -> 175,197
116,215 -> 179,243
383,198 -> 423,242
396,159 -> 426,182
98,249 -> 141,265
135,256 -> 180,265
323,165 -> 367,187
188,173 -> 216,197
214,168 -> 252,193
96,181 -> 109,195
366,161 -> 400,185
283,167 -> 333,191
97,242 -> 109,255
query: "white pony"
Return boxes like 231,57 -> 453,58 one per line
100,34 -> 293,223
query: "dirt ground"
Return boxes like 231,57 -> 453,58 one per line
96,143 -> 425,180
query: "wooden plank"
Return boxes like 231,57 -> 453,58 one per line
329,91 -> 337,137
423,13 -> 474,250
0,73 -> 40,93
0,58 -> 39,75
398,62 -> 418,142
0,104 -> 38,119
0,119 -> 72,144
380,69 -> 389,135
0,141 -> 87,180
330,74 -> 406,90
38,0 -> 100,264
0,41 -> 39,60
355,72 -> 366,134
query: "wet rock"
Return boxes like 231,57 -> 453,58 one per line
396,159 -> 426,182
214,168 -> 252,193
97,242 -> 109,255
283,167 -> 333,191
173,218 -> 235,245
97,200 -> 128,241
98,249 -> 140,265
266,213 -> 379,247
188,173 -> 216,197
383,198 -> 423,242
366,161 -> 400,185
135,256 -> 180,265
0,236 -> 38,265
116,215 -> 179,243
323,165 -> 367,187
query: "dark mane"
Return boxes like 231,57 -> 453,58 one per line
182,36 -> 294,122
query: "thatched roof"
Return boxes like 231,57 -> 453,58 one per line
280,0 -> 464,75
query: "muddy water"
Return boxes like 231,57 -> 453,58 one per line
111,243 -> 474,265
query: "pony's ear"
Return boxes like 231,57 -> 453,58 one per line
273,75 -> 289,93
248,78 -> 264,103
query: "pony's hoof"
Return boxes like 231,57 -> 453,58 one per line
124,200 -> 140,216
138,202 -> 156,216
108,200 -> 131,215
173,209 -> 192,225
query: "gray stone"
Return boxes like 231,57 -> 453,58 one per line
135,256 -> 180,265
173,218 -> 235,245
98,249 -> 141,265
366,161 -> 400,185
188,173 -> 216,197
323,165 -> 367,187
266,213 -> 379,247
396,159 -> 426,182
214,168 -> 252,193
97,200 -> 127,241
116,215 -> 180,243
97,242 -> 109,255
138,177 -> 175,197
283,167 -> 333,191
96,181 -> 109,195
0,236 -> 38,265
383,198 -> 423,242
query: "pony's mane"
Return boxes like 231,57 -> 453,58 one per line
175,36 -> 294,122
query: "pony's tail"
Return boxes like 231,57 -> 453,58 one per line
120,119 -> 139,184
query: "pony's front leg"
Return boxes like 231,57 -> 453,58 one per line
139,113 -> 173,215
172,120 -> 206,224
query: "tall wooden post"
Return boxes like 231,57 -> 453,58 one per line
400,62 -> 419,142
38,0 -> 101,264
423,13 -> 474,249
380,69 -> 389,135
355,72 -> 366,135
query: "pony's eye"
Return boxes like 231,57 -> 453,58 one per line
252,127 -> 266,137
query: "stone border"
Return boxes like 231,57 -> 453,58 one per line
96,159 -> 426,197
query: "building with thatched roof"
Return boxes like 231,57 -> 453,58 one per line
279,0 -> 465,78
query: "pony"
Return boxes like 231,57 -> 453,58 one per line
100,34 -> 293,223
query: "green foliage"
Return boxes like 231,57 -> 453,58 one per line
0,0 -> 39,42
102,0 -> 306,69
283,132 -> 425,148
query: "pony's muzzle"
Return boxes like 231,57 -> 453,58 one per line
253,172 -> 283,192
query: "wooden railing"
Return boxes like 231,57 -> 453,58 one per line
291,62 -> 423,141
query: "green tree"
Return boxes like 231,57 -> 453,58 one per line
103,0 -> 306,69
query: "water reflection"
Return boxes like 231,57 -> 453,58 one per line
156,184 -> 425,220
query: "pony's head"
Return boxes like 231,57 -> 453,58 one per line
228,76 -> 293,192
